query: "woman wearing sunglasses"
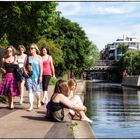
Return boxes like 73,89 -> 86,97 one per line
0,46 -> 20,109
24,43 -> 43,111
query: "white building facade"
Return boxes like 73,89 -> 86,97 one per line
102,35 -> 140,61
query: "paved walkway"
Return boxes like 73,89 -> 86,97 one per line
0,81 -> 95,138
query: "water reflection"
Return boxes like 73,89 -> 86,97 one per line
85,82 -> 140,138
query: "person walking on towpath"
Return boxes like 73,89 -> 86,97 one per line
17,45 -> 27,105
40,45 -> 56,105
0,46 -> 20,109
24,43 -> 43,111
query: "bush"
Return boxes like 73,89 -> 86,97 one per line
0,96 -> 7,104
49,78 -> 58,85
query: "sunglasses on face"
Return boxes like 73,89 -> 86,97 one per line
30,47 -> 35,50
7,50 -> 12,52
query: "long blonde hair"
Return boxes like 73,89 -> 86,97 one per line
30,43 -> 40,54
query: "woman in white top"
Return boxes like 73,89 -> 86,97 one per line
17,45 -> 27,105
68,79 -> 92,123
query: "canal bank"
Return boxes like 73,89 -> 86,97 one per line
0,80 -> 95,138
122,75 -> 140,89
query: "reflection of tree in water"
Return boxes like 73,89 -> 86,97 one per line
85,82 -> 140,121
137,90 -> 140,105
122,87 -> 140,122
84,81 -> 94,118
85,82 -> 124,121
85,82 -> 140,138
122,87 -> 130,122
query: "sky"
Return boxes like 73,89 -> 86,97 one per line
57,2 -> 140,51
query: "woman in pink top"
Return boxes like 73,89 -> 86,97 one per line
40,45 -> 55,105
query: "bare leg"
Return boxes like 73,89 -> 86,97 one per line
19,80 -> 25,104
8,96 -> 14,109
70,106 -> 92,123
41,91 -> 49,105
35,92 -> 41,108
70,96 -> 92,123
27,92 -> 34,111
71,95 -> 83,106
79,111 -> 93,123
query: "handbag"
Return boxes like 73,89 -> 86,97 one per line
14,66 -> 24,81
14,55 -> 26,81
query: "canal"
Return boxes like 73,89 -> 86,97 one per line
85,82 -> 140,138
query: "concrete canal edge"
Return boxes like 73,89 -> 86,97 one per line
122,76 -> 140,89
72,80 -> 96,138
39,80 -> 96,139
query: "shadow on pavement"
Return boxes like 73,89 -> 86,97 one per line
36,111 -> 46,114
21,115 -> 52,122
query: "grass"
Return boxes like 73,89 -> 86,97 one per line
67,121 -> 78,137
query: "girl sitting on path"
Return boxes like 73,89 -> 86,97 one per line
68,79 -> 92,123
47,79 -> 91,122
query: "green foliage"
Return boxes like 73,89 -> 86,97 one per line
121,50 -> 140,75
0,2 -> 99,77
53,16 -> 99,76
0,2 -> 58,47
37,37 -> 64,67
0,96 -> 7,103
49,78 -> 58,85
0,34 -> 9,48
117,44 -> 129,55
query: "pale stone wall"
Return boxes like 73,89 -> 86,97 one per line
122,76 -> 140,87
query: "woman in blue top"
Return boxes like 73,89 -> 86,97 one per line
24,43 -> 43,111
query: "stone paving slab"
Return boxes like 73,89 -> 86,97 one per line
0,85 -> 55,138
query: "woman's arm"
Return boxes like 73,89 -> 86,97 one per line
14,55 -> 18,65
0,58 -> 6,73
50,56 -> 56,78
55,94 -> 86,112
39,56 -> 43,82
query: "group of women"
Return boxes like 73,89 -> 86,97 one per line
0,44 -> 92,123
0,43 -> 55,111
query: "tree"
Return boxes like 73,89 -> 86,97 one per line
0,2 -> 99,77
52,16 -> 99,77
0,34 -> 9,48
0,2 -> 58,47
117,44 -> 129,55
37,37 -> 64,67
121,50 -> 140,75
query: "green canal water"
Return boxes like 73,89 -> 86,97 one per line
85,82 -> 140,138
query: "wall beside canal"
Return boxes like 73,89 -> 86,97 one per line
69,80 -> 96,138
122,76 -> 140,88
